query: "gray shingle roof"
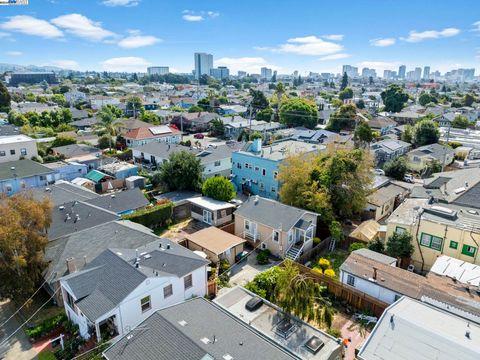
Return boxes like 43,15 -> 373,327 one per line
0,159 -> 53,181
47,200 -> 119,240
234,196 -> 317,232
407,143 -> 454,159
51,144 -> 100,158
30,181 -> 99,206
103,298 -> 297,360
85,188 -> 149,214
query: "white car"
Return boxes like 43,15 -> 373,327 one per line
373,169 -> 385,176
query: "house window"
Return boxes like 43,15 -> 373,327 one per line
271,186 -> 276,193
140,295 -> 151,312
262,168 -> 266,176
244,219 -> 250,231
0,151 -> 5,156
184,274 -> 193,290
10,149 -> 15,155
203,210 -> 213,225
259,182 -> 265,191
449,241 -> 458,250
254,166 -> 259,171
163,284 -> 173,298
261,243 -> 267,250
237,163 -> 242,169
394,294 -> 402,302
395,226 -> 406,234
420,233 -> 443,251
272,230 -> 280,242
20,148 -> 27,156
245,163 -> 250,169
462,245 -> 476,257
214,160 -> 221,167
288,230 -> 293,243
347,275 -> 355,287
273,171 -> 278,179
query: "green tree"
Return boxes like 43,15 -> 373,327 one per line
140,111 -> 160,124
249,89 -> 269,113
383,156 -> 407,180
386,231 -> 414,259
0,193 -> 52,300
329,221 -> 344,242
98,135 -> 112,149
274,82 -> 285,120
209,118 -> 225,137
279,98 -> 318,129
256,107 -> 273,121
188,105 -> 204,113
413,119 -> 440,146
340,72 -> 348,91
51,94 -> 67,106
50,136 -> 76,148
381,84 -> 409,112
0,81 -> 11,113
418,92 -> 437,106
463,93 -> 475,107
401,125 -> 414,143
368,238 -> 385,253
349,242 -> 367,252
326,104 -> 357,132
356,99 -> 365,109
126,96 -> 143,117
202,176 -> 235,201
451,115 -> 471,129
354,122 -> 374,148
338,87 -> 353,100
157,151 -> 203,191
96,106 -> 123,150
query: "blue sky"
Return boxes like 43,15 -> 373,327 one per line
0,0 -> 479,75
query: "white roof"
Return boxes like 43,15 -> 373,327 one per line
188,196 -> 235,211
429,255 -> 480,286
0,134 -> 34,144
358,297 -> 480,360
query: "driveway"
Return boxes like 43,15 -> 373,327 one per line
0,300 -> 37,360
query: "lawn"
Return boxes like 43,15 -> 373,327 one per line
312,249 -> 349,279
38,351 -> 56,360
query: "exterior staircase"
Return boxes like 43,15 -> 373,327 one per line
285,243 -> 305,261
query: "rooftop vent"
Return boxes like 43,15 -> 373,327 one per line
275,318 -> 297,339
223,355 -> 233,360
178,320 -> 187,327
424,205 -> 457,221
59,206 -> 65,211
111,194 -> 116,198
10,166 -> 15,171
200,337 -> 210,344
144,254 -> 152,259
166,244 -> 171,250
304,336 -> 325,354
245,297 -> 263,312
45,187 -> 51,192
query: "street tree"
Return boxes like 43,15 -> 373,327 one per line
157,151 -> 203,191
0,193 -> 53,300
340,72 -> 348,91
381,84 -> 409,112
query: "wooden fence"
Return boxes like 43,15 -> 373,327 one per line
297,237 -> 332,265
295,263 -> 388,318
219,221 -> 235,234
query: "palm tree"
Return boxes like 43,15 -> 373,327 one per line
95,106 -> 123,151
275,82 -> 285,121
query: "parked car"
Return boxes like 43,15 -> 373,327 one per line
194,133 -> 204,139
403,174 -> 415,183
373,169 -> 385,176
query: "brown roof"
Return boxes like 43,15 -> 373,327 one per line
124,126 -> 180,140
185,227 -> 245,255
367,183 -> 405,206
341,252 -> 480,317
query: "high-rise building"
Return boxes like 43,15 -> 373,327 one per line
147,66 -> 169,76
260,67 -> 273,80
361,67 -> 376,78
194,52 -> 213,80
414,67 -> 422,82
342,65 -> 358,78
423,66 -> 431,80
210,66 -> 230,80
398,65 -> 406,79
237,71 -> 247,78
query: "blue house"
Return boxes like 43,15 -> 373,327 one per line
0,159 -> 54,195
232,139 -> 323,200
43,161 -> 88,182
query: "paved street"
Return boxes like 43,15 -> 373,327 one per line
0,300 -> 37,360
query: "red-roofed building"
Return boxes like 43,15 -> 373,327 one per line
124,125 -> 182,147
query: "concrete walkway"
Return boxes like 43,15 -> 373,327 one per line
0,300 -> 37,360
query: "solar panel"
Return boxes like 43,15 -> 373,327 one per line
150,126 -> 171,135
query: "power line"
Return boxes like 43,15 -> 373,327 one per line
0,288 -> 60,348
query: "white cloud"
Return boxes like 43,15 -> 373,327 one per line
472,21 -> 480,32
101,56 -> 150,72
401,27 -> 460,43
118,35 -> 161,48
215,57 -> 279,74
182,14 -> 204,22
370,38 -> 396,47
6,51 -> 22,56
260,35 -> 344,56
1,15 -> 63,38
207,11 -> 220,18
50,60 -> 80,70
322,34 -> 344,41
318,53 -> 350,61
51,14 -> 115,41
102,0 -> 139,6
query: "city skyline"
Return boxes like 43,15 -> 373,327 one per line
0,0 -> 479,75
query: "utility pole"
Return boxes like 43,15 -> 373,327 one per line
442,120 -> 452,171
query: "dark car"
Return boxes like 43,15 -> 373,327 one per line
194,133 -> 204,139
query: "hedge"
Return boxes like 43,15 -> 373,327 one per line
25,314 -> 67,340
122,201 -> 173,228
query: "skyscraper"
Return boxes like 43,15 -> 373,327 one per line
210,66 -> 230,80
147,66 -> 169,76
423,66 -> 431,80
414,67 -> 422,82
260,67 -> 273,80
398,65 -> 406,79
342,65 -> 358,78
194,53 -> 213,80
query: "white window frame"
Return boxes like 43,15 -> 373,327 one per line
184,274 -> 193,290
347,275 -> 355,287
203,209 -> 213,225
140,295 -> 151,312
163,284 -> 173,298
272,230 -> 280,242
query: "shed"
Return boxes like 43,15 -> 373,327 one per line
349,220 -> 381,243
188,196 -> 235,226
183,226 -> 246,264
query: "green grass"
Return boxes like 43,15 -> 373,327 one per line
313,250 -> 349,279
38,351 -> 56,360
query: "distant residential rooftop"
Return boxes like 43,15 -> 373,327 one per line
0,134 -> 33,144
238,140 -> 324,161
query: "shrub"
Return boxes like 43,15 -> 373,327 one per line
326,327 -> 342,338
256,249 -> 271,265
318,258 -> 330,271
202,176 -> 235,202
324,268 -> 336,278
122,202 -> 173,228
349,242 -> 367,253
26,314 -> 67,340
244,282 -> 267,298
312,267 -> 323,275
313,237 -> 321,246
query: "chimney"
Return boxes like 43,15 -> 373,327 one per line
373,267 -> 377,281
83,255 -> 87,266
66,257 -> 77,274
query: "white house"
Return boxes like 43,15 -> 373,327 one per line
89,96 -> 121,110
123,125 -> 181,148
64,90 -> 87,104
59,239 -> 208,341
0,135 -> 38,163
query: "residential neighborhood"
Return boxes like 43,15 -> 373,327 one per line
0,1 -> 479,359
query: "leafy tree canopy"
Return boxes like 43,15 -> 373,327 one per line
386,231 -> 414,259
157,150 -> 203,191
383,156 -> 408,180
279,98 -> 318,129
202,176 -> 235,202
326,104 -> 357,132
381,84 -> 409,112
413,119 -> 440,146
